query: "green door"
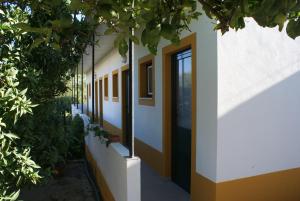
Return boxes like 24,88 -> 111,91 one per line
171,48 -> 192,192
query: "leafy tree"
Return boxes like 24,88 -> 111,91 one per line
65,0 -> 300,56
0,5 -> 41,200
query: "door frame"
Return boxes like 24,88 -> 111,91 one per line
95,80 -> 99,122
99,78 -> 103,127
121,65 -> 129,145
162,33 -> 196,191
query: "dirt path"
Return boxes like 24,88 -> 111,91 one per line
20,161 -> 97,201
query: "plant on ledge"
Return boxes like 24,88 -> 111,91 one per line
90,126 -> 121,147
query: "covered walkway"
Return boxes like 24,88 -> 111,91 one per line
141,162 -> 190,201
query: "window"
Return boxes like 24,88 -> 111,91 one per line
112,70 -> 119,102
104,75 -> 108,100
139,54 -> 155,106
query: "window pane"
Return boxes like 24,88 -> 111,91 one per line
147,65 -> 152,96
176,49 -> 192,129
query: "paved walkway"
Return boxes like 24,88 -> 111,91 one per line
141,162 -> 190,201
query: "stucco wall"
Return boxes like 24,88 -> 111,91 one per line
217,18 -> 300,182
85,132 -> 141,201
134,3 -> 218,181
86,49 -> 127,129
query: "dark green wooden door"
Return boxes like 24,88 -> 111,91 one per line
171,49 -> 192,193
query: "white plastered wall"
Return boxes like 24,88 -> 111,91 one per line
85,3 -> 219,182
85,132 -> 141,201
134,2 -> 218,181
86,49 -> 127,129
217,18 -> 300,182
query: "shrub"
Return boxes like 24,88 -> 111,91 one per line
16,97 -> 72,177
69,115 -> 85,159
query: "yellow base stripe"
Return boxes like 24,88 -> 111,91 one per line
191,167 -> 300,201
134,138 -> 164,176
216,167 -> 300,201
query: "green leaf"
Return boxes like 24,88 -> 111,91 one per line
118,39 -> 128,57
104,28 -> 115,35
274,13 -> 287,31
129,35 -> 139,45
10,190 -> 20,201
31,38 -> 44,50
287,19 -> 300,39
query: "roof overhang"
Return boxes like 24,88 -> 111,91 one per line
80,24 -> 117,73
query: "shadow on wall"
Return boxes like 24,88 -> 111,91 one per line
218,70 -> 300,181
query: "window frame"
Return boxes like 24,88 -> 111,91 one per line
88,83 -> 91,97
138,54 -> 155,106
104,74 -> 109,101
112,69 -> 119,102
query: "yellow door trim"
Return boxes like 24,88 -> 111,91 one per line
162,32 -> 197,193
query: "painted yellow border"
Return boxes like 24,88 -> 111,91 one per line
103,74 -> 109,101
112,69 -> 119,102
121,64 -> 129,71
138,54 -> 155,106
162,33 -> 197,194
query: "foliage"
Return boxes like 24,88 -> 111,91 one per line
47,0 -> 300,56
0,66 -> 41,201
197,0 -> 300,39
70,114 -> 85,159
91,126 -> 120,147
15,97 -> 85,177
0,4 -> 41,201
16,97 -> 81,176
1,0 -> 91,185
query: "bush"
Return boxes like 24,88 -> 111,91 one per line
69,115 -> 85,159
15,97 -> 85,177
16,97 -> 67,175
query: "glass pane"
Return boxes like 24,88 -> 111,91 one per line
176,49 -> 192,129
147,65 -> 152,96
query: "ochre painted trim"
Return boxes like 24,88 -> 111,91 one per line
138,54 -> 155,106
121,64 -> 129,71
98,78 -> 104,127
95,80 -> 99,122
189,166 -> 300,201
216,167 -> 300,201
103,119 -> 122,141
112,69 -> 119,74
85,146 -> 116,201
87,137 -> 300,201
138,98 -> 155,106
162,33 -> 197,194
104,74 -> 109,101
192,173 -> 216,201
112,97 -> 119,102
112,69 -> 119,102
134,138 -> 164,176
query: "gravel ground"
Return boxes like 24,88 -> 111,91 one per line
20,161 -> 97,201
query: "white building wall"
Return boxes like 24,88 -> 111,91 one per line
217,18 -> 300,182
86,49 -> 127,129
85,132 -> 141,201
134,3 -> 218,181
